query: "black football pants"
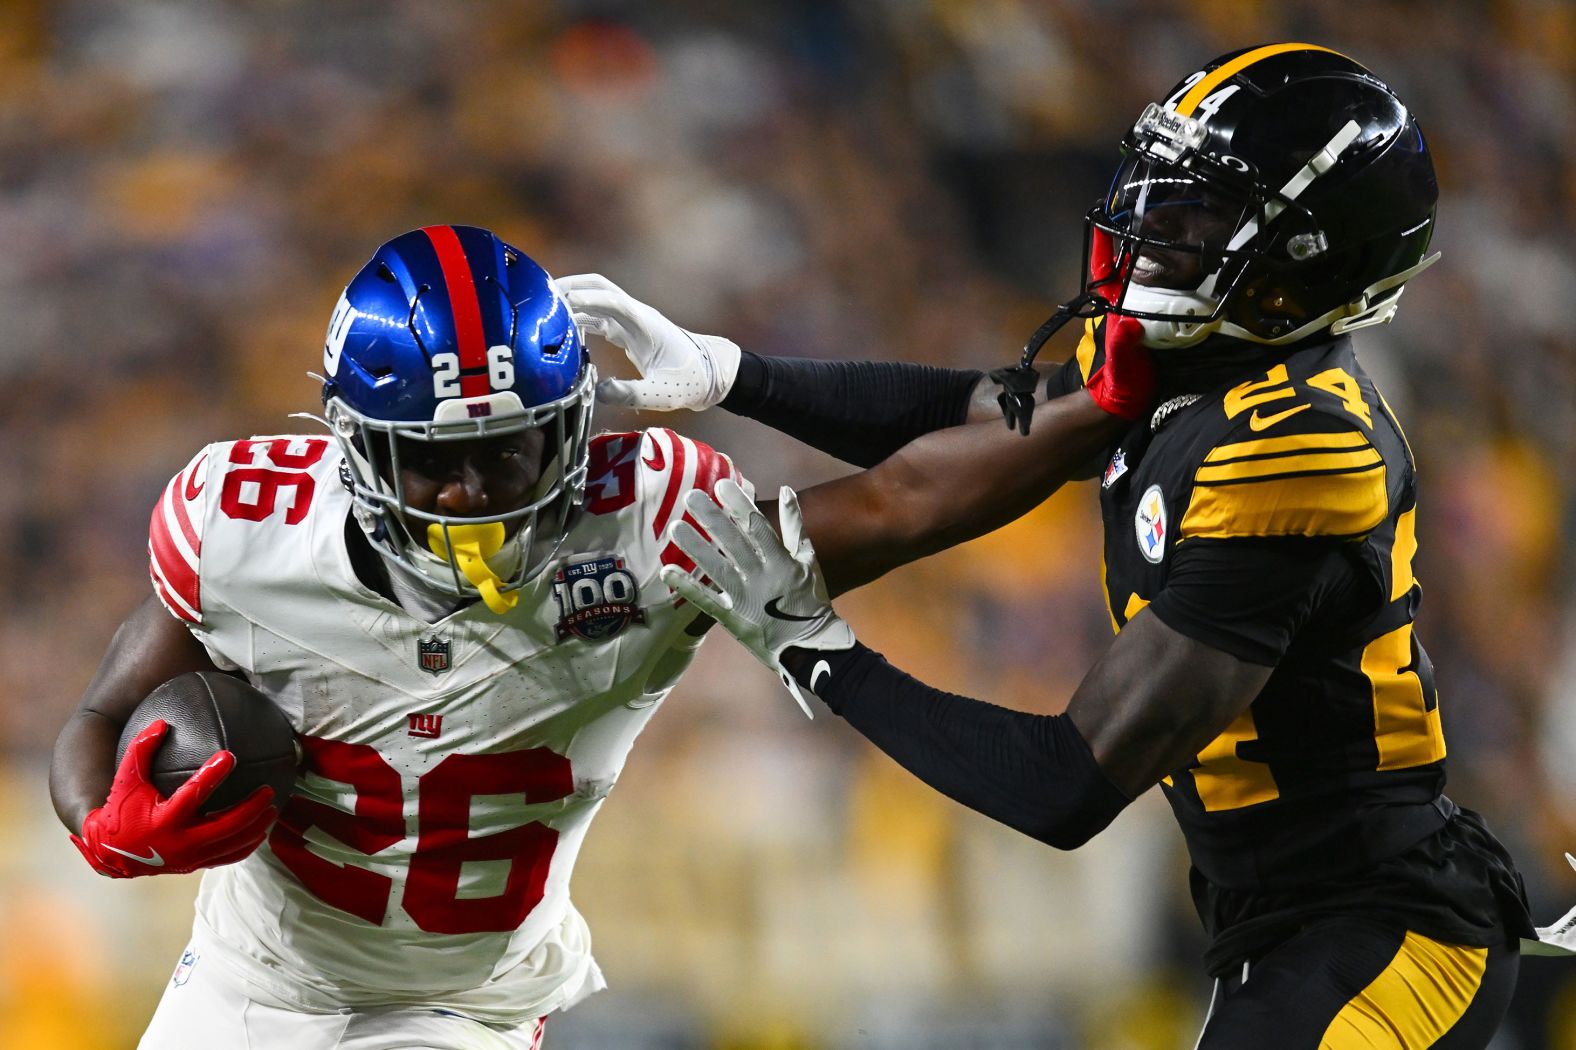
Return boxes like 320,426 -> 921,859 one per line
1194,916 -> 1518,1049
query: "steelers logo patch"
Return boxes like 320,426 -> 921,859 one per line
1134,484 -> 1168,564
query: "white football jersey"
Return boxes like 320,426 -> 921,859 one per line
147,427 -> 749,1024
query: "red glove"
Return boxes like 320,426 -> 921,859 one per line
71,720 -> 277,879
1081,224 -> 1155,421
1084,314 -> 1154,422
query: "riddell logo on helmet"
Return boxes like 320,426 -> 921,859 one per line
467,403 -> 492,418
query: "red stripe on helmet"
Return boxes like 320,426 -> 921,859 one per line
422,225 -> 489,380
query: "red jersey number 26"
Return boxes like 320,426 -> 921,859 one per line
269,738 -> 576,934
218,438 -> 329,525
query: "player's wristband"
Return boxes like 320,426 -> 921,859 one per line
782,642 -> 1131,849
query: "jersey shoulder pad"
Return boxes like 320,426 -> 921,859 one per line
1178,407 -> 1388,542
584,428 -> 753,527
149,435 -> 339,625
583,428 -> 752,575
149,445 -> 216,625
642,426 -> 752,536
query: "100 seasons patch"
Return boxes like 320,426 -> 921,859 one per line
551,555 -> 646,642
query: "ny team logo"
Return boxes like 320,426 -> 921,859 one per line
1134,484 -> 1168,564
552,554 -> 646,642
408,713 -> 443,739
417,637 -> 451,675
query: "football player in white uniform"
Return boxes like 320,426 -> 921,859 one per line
50,225 -> 1150,1048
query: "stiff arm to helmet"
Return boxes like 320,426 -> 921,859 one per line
555,274 -> 741,412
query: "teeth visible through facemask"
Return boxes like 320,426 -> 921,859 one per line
427,522 -> 518,615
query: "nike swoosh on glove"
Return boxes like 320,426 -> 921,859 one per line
71,719 -> 277,878
660,479 -> 855,717
555,273 -> 741,412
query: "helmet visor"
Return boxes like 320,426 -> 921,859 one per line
1101,151 -> 1256,293
326,367 -> 595,599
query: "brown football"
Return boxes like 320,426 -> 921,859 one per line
115,671 -> 299,815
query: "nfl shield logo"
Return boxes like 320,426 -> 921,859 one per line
417,637 -> 451,676
172,948 -> 199,987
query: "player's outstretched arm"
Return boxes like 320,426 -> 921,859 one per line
558,273 -> 1000,467
790,386 -> 1123,596
664,488 -> 1272,845
794,609 -> 1270,844
723,315 -> 1150,596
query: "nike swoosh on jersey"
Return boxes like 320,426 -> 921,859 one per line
643,443 -> 665,472
764,597 -> 820,622
1248,403 -> 1311,431
103,843 -> 165,867
183,455 -> 208,499
810,659 -> 831,693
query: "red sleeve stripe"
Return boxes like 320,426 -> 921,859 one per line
651,428 -> 689,540
658,435 -> 741,574
149,520 -> 200,615
150,564 -> 200,621
150,488 -> 200,617
148,543 -> 200,623
157,478 -> 201,570
169,461 -> 203,554
682,435 -> 737,498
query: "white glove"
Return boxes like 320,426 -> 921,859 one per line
554,273 -> 741,411
659,478 -> 855,717
1524,852 -> 1576,956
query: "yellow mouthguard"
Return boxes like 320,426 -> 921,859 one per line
427,522 -> 518,615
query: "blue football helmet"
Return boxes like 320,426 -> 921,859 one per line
319,225 -> 594,602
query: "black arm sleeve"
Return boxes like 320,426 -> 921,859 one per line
782,643 -> 1131,849
719,351 -> 984,468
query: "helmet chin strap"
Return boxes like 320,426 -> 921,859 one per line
1119,285 -> 1219,349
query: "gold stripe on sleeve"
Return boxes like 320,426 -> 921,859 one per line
1180,464 -> 1388,540
1195,448 -> 1382,485
1204,430 -> 1371,464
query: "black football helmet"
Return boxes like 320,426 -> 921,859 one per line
1084,43 -> 1440,349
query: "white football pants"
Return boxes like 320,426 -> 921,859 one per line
138,942 -> 548,1050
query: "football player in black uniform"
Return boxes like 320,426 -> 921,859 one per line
566,45 -> 1539,1048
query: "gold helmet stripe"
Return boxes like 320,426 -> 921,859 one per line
1174,43 -> 1347,117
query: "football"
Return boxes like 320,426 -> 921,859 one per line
115,671 -> 299,816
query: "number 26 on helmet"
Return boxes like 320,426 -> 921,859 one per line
315,225 -> 595,605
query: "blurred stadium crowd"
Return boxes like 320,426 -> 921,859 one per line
0,0 -> 1572,1047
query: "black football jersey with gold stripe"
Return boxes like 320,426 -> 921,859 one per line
1067,323 -> 1449,892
